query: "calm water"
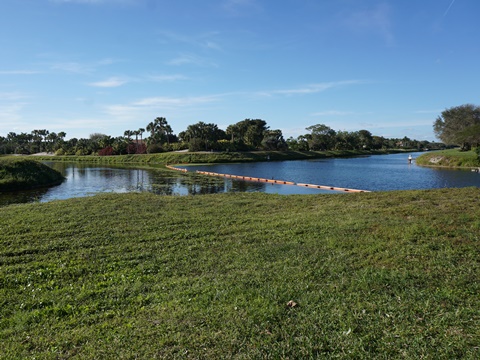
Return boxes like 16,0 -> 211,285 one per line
0,161 -> 328,206
181,152 -> 480,191
1,152 -> 479,206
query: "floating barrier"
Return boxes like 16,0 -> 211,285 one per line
296,183 -> 370,193
165,165 -> 188,172
166,165 -> 369,192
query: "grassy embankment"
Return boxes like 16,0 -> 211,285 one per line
0,158 -> 64,192
1,188 -> 479,358
31,149 -> 412,166
416,149 -> 480,168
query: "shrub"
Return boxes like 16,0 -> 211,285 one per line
98,146 -> 115,156
147,144 -> 163,154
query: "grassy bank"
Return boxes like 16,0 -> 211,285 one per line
416,149 -> 480,168
31,149 -> 412,166
0,158 -> 64,192
1,188 -> 478,358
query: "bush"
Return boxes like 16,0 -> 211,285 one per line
98,146 -> 115,156
147,144 -> 163,154
188,138 -> 204,152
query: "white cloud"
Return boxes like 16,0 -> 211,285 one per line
51,62 -> 94,74
0,104 -> 27,129
148,74 -> 188,82
88,77 -> 129,88
257,80 -> 362,97
0,92 -> 30,101
132,95 -> 220,108
312,110 -> 354,116
0,70 -> 42,75
50,58 -> 123,74
158,30 -> 222,51
167,54 -> 218,67
102,94 -> 222,123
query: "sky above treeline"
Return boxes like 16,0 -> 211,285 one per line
1,0 -> 478,141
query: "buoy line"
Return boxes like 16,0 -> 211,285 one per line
166,165 -> 370,193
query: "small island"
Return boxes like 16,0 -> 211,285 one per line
0,158 -> 65,192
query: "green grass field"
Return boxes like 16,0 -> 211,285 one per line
1,188 -> 479,358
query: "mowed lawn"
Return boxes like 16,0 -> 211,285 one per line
0,188 -> 479,359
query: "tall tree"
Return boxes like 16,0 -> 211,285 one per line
434,104 -> 480,150
358,130 -> 373,149
261,129 -> 287,150
306,124 -> 336,151
124,130 -> 134,141
147,117 -> 171,145
227,119 -> 268,149
184,122 -> 223,151
138,128 -> 145,144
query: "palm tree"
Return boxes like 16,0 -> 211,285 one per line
124,130 -> 134,141
146,121 -> 156,143
138,128 -> 145,144
165,124 -> 173,145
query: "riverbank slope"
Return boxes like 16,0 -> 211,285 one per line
416,149 -> 480,168
1,188 -> 478,358
30,149 -> 416,165
0,157 -> 65,192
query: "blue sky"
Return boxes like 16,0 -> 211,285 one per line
1,0 -> 479,141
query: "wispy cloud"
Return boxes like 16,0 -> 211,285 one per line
312,110 -> 354,117
443,0 -> 457,17
50,58 -> 123,74
88,73 -> 188,87
343,3 -> 394,46
132,95 -> 220,108
158,30 -> 222,51
0,70 -> 42,75
0,103 -> 27,127
257,80 -> 362,97
147,74 -> 188,82
88,77 -> 129,88
222,0 -> 262,16
103,94 -> 222,121
50,0 -> 134,4
414,109 -> 442,114
167,54 -> 218,67
51,62 -> 95,74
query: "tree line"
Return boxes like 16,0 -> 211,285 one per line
0,117 -> 446,156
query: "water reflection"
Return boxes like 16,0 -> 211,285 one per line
1,161 -> 328,206
2,152 -> 478,206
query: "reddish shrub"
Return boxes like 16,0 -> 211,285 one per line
98,146 -> 114,156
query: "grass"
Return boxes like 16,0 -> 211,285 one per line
0,158 -> 64,192
0,188 -> 479,358
416,149 -> 480,168
30,149 -> 413,166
